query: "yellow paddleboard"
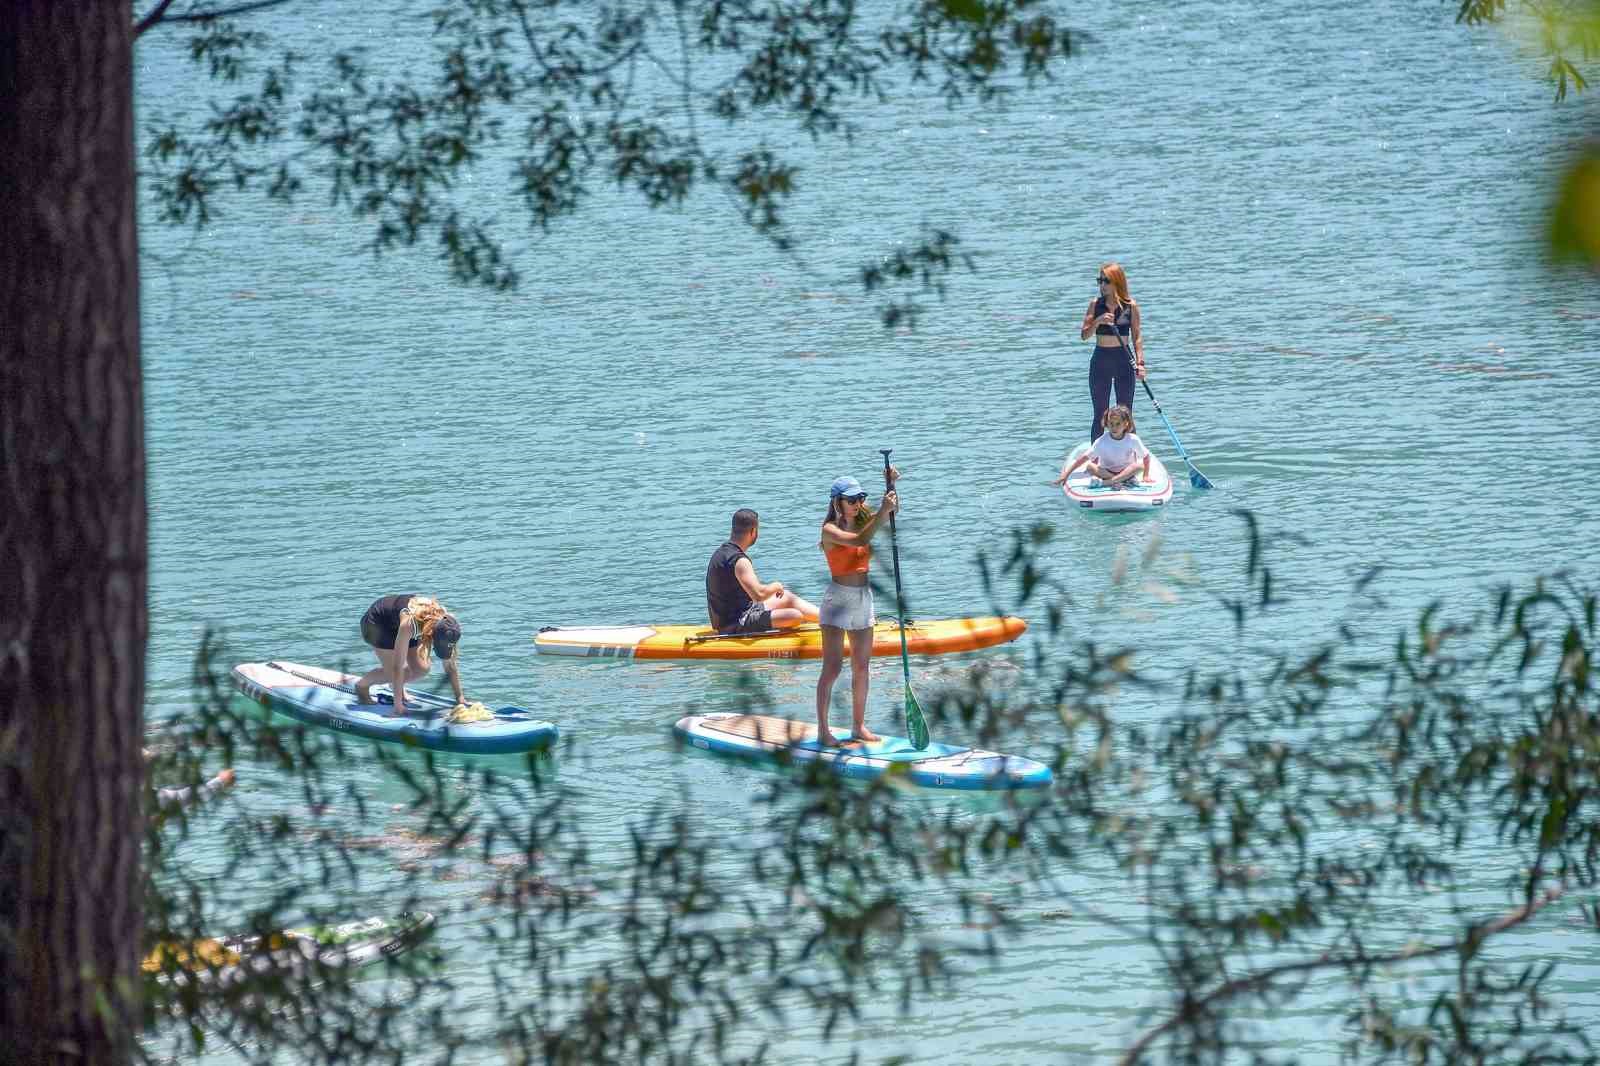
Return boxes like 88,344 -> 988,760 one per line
534,616 -> 1026,661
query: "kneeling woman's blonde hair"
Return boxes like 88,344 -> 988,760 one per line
407,597 -> 451,666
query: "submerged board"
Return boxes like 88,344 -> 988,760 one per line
535,616 -> 1027,661
1060,441 -> 1174,511
145,912 -> 435,988
232,661 -> 558,754
674,712 -> 1052,791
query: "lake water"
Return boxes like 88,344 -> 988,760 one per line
136,1 -> 1600,1061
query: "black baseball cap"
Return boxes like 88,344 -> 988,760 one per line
432,614 -> 461,660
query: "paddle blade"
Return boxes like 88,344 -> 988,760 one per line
1188,466 -> 1214,490
905,688 -> 929,749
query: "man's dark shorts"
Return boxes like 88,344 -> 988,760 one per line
722,602 -> 773,635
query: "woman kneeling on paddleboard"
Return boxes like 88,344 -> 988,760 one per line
356,595 -> 465,718
1080,261 -> 1147,443
816,474 -> 898,747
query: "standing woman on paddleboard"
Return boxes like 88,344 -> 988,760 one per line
816,474 -> 898,747
1080,262 -> 1148,442
355,595 -> 466,717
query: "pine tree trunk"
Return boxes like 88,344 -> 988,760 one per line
0,2 -> 145,1063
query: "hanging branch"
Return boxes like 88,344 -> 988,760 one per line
1119,887 -> 1568,1066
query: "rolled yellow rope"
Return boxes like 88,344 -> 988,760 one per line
447,701 -> 494,724
141,938 -> 241,973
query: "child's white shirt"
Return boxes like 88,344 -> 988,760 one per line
1088,431 -> 1148,472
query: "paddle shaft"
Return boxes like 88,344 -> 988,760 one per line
1115,323 -> 1213,488
878,450 -> 914,677
266,661 -> 453,710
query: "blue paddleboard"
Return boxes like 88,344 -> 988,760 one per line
674,713 -> 1052,791
232,661 -> 558,755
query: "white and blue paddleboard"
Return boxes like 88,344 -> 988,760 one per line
232,661 -> 558,755
674,713 -> 1052,791
146,911 -> 435,990
1060,441 -> 1174,511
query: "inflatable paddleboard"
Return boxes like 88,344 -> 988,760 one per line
674,713 -> 1052,791
536,616 -> 1026,661
144,911 -> 434,988
232,661 -> 558,754
1060,441 -> 1174,511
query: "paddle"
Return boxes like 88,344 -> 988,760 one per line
879,449 -> 930,749
1117,324 -> 1215,490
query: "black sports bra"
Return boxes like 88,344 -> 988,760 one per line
1093,296 -> 1133,339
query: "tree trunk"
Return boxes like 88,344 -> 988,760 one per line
0,2 -> 145,1063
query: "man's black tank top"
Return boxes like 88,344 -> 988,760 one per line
705,542 -> 753,632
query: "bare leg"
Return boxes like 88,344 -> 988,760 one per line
847,628 -> 880,742
765,589 -> 819,627
356,645 -> 402,704
383,649 -> 432,716
815,626 -> 846,746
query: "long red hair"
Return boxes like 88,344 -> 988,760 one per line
1100,262 -> 1135,309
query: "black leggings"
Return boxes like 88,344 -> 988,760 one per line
1089,345 -> 1135,442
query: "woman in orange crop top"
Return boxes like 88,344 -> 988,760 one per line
815,472 -> 899,747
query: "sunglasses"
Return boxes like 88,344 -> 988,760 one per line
840,493 -> 868,503
1097,276 -> 1110,284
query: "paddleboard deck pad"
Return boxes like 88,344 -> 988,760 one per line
535,616 -> 1026,661
232,661 -> 558,754
1061,441 -> 1174,510
674,713 -> 1052,791
146,911 -> 435,988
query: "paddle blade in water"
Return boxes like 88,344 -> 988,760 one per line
905,689 -> 929,749
1188,466 -> 1214,490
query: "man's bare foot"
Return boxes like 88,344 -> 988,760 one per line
355,683 -> 373,705
817,730 -> 840,747
851,727 -> 881,743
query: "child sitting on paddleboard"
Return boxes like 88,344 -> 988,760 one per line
1053,404 -> 1150,487
355,595 -> 466,718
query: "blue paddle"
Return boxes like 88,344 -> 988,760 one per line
1118,324 -> 1214,490
879,449 -> 929,750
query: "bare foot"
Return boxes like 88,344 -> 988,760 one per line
851,727 -> 881,743
355,683 -> 373,705
817,731 -> 840,747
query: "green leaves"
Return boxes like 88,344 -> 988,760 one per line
138,0 -> 1078,319
1548,150 -> 1600,266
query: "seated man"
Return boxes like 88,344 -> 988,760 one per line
706,508 -> 820,634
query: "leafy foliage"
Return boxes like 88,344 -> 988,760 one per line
136,0 -> 1078,323
140,517 -> 1599,1063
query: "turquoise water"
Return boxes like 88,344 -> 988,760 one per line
137,1 -> 1600,1061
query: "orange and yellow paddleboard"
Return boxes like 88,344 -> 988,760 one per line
534,616 -> 1026,661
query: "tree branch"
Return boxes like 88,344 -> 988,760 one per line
136,0 -> 295,36
1119,887 -> 1567,1066
133,0 -> 179,38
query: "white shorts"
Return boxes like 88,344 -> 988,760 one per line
819,581 -> 875,631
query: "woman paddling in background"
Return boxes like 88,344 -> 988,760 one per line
1080,262 -> 1147,442
356,595 -> 465,717
816,474 -> 899,747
